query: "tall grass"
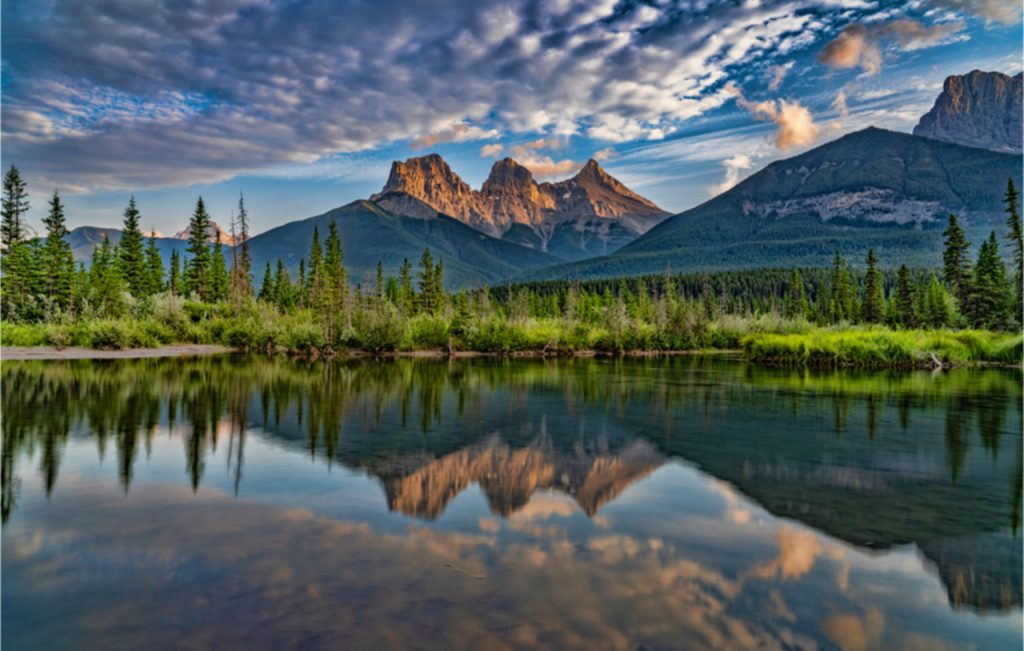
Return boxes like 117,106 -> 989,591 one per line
742,328 -> 1023,368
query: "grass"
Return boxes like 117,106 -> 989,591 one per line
742,327 -> 1023,368
3,310 -> 1021,369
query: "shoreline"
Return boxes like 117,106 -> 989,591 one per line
2,345 -> 233,361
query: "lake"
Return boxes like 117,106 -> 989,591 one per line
2,355 -> 1021,650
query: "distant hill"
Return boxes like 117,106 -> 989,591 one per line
521,127 -> 1023,281
914,70 -> 1022,154
246,199 -> 560,290
64,226 -> 190,266
370,154 -> 668,260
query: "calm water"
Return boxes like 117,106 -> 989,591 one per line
2,355 -> 1021,650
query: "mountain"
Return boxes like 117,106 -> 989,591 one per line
370,154 -> 669,260
172,220 -> 237,246
914,70 -> 1022,154
64,226 -> 190,266
521,127 -> 1023,281
246,198 -> 559,290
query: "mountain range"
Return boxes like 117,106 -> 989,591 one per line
57,70 -> 1023,287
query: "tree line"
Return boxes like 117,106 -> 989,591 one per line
2,163 -> 1021,351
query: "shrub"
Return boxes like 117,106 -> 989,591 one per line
407,314 -> 449,350
354,304 -> 405,352
89,321 -> 129,350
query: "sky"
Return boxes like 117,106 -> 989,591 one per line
2,0 -> 1021,237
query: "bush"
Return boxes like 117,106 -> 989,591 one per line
354,304 -> 404,352
88,321 -> 130,350
407,314 -> 449,350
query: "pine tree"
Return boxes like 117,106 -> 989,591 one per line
323,220 -> 346,338
942,214 -> 972,304
894,264 -> 917,328
144,232 -> 164,295
232,192 -> 252,300
306,226 -> 324,309
418,249 -> 436,313
184,197 -> 212,300
209,232 -> 229,302
398,258 -> 414,314
861,249 -> 884,323
169,250 -> 181,296
921,274 -> 951,328
90,237 -> 127,317
375,260 -> 384,301
1004,179 -> 1022,322
966,232 -> 1012,330
1,165 -> 29,249
42,190 -> 75,314
118,196 -> 147,297
258,261 -> 274,302
782,269 -> 807,319
828,252 -> 853,323
273,259 -> 293,311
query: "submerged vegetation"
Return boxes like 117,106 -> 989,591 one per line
1,165 -> 1022,367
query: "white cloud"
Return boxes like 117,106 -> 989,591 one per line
710,153 -> 754,196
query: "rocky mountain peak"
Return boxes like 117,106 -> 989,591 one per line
172,220 -> 236,245
913,70 -> 1022,153
369,152 -> 669,241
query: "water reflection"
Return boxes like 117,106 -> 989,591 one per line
2,356 -> 1021,648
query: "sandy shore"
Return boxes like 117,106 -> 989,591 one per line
2,345 -> 232,361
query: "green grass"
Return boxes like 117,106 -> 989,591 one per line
742,328 -> 1023,368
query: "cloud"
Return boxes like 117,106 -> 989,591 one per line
733,86 -> 821,149
479,143 -> 504,157
767,62 -> 794,91
410,123 -> 499,149
710,154 -> 753,196
1,0 -> 850,191
817,18 -> 966,76
817,24 -> 883,75
831,89 -> 850,117
593,147 -> 617,162
510,151 -> 581,178
929,0 -> 1022,24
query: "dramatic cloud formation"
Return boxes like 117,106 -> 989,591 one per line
0,0 -> 877,191
818,18 -> 966,76
734,89 -> 821,149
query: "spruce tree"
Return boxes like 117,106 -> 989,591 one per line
942,214 -> 972,304
145,232 -> 164,295
90,237 -> 127,317
118,196 -> 147,297
306,226 -> 324,309
184,197 -> 212,300
209,232 -> 229,302
418,249 -> 436,313
1,165 -> 29,249
894,265 -> 917,328
783,270 -> 807,319
169,250 -> 181,296
861,249 -> 884,323
967,232 -> 1012,330
399,258 -> 414,314
42,190 -> 75,313
323,220 -> 346,337
258,261 -> 274,302
1004,179 -> 1022,321
921,274 -> 951,328
273,259 -> 293,311
828,252 -> 852,323
232,192 -> 252,300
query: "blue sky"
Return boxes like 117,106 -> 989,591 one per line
2,0 -> 1020,236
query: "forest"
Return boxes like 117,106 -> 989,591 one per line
1,164 -> 1022,367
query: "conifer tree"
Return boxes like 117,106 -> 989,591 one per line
42,190 -> 75,313
398,258 -> 414,313
418,249 -> 436,313
306,226 -> 324,309
921,274 -> 951,328
209,232 -> 229,302
323,220 -> 346,337
942,214 -> 972,304
118,196 -> 147,297
169,250 -> 181,296
232,192 -> 252,300
828,252 -> 853,322
783,269 -> 807,319
1004,179 -> 1022,321
273,259 -> 293,311
258,261 -> 274,302
375,260 -> 384,300
1,165 -> 29,249
966,232 -> 1012,330
861,249 -> 884,323
894,264 -> 917,328
144,232 -> 164,295
184,197 -> 212,300
90,237 -> 127,317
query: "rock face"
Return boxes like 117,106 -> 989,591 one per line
369,154 -> 668,258
914,70 -> 1023,153
173,220 -> 237,246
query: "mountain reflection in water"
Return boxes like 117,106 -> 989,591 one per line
2,355 -> 1021,649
